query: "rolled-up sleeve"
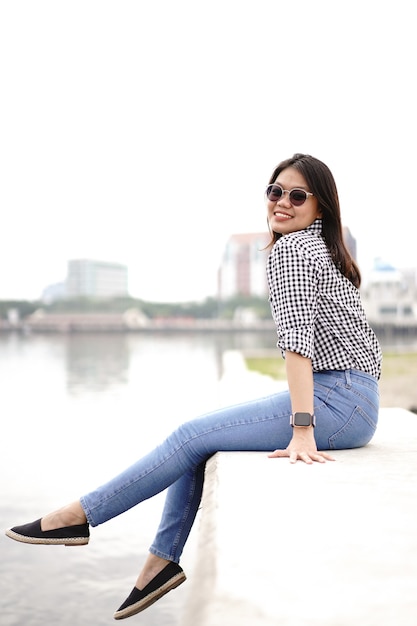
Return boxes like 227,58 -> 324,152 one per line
268,237 -> 321,359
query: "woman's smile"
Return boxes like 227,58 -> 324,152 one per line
273,210 -> 293,221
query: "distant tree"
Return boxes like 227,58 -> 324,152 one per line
0,294 -> 270,321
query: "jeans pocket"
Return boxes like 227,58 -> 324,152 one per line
328,405 -> 377,450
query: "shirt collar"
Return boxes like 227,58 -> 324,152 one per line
305,218 -> 323,236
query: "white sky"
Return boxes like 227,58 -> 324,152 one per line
1,0 -> 415,302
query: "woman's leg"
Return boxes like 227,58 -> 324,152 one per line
130,368 -> 380,597
110,392 -> 292,618
132,464 -> 205,592
9,391 -> 289,543
44,368 -> 379,534
12,369 -> 379,538
23,391 -> 288,536
80,391 -> 292,527
149,463 -> 206,563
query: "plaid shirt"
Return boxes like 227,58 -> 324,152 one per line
267,220 -> 382,379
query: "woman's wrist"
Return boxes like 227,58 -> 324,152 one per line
291,426 -> 315,439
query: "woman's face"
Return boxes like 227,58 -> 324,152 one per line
267,166 -> 322,236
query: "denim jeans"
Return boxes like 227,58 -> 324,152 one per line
80,369 -> 379,563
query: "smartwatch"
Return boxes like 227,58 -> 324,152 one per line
290,412 -> 316,427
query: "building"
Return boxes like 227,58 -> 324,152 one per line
66,259 -> 128,298
361,260 -> 417,327
218,232 -> 270,300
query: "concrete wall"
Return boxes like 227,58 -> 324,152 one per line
181,408 -> 417,626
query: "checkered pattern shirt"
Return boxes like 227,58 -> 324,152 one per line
267,220 -> 382,379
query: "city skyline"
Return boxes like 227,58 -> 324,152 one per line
37,226 -> 416,304
2,222 -> 416,304
1,1 -> 415,302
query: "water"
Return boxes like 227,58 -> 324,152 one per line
0,331 -> 275,626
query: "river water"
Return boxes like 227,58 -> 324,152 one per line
0,331 -> 275,626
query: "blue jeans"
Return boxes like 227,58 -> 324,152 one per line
80,369 -> 379,562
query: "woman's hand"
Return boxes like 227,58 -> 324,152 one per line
268,427 -> 335,464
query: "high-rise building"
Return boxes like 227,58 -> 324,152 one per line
66,259 -> 128,298
218,233 -> 270,299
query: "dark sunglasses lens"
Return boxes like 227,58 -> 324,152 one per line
289,190 -> 307,206
267,185 -> 283,201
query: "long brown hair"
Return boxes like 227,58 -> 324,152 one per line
267,153 -> 361,288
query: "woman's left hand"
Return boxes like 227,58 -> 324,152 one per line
268,428 -> 335,464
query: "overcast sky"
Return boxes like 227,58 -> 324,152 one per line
1,0 -> 415,302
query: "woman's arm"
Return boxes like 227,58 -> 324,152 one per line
268,351 -> 335,464
285,350 -> 314,415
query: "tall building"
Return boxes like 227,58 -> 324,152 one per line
66,259 -> 128,298
218,233 -> 270,299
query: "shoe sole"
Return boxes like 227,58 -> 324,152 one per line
5,528 -> 89,546
113,572 -> 186,620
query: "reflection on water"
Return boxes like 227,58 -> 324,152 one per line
0,330 -> 276,626
64,331 -> 276,395
66,334 -> 130,393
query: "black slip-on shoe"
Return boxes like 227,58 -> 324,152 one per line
5,518 -> 90,546
113,561 -> 186,620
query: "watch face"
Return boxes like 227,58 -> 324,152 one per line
294,412 -> 312,426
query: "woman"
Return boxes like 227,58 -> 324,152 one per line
5,154 -> 382,620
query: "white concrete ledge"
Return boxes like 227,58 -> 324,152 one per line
181,408 -> 417,626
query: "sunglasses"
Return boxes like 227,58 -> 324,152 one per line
265,184 -> 314,207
